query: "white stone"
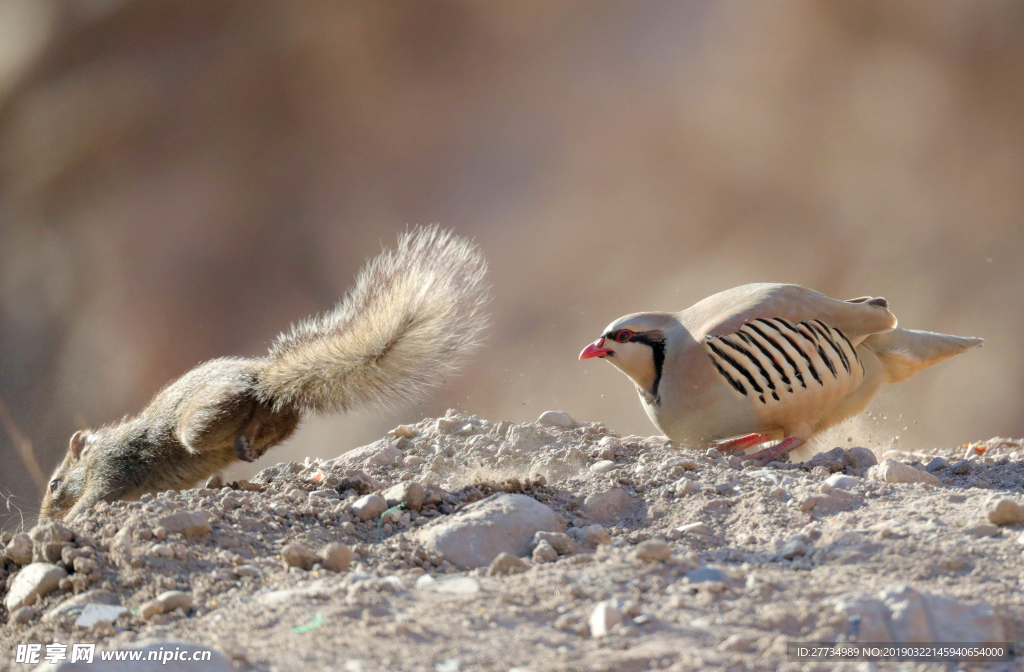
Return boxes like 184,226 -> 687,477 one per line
156,510 -> 212,537
824,473 -> 859,491
320,543 -> 353,573
5,533 -> 32,565
352,494 -> 388,522
415,493 -> 564,569
382,482 -> 426,511
674,479 -> 699,497
781,539 -> 807,559
5,563 -> 66,611
75,603 -> 128,629
635,540 -> 672,562
537,411 -> 574,427
589,460 -> 616,473
964,523 -> 999,538
532,540 -> 558,563
868,458 -> 940,485
582,488 -> 636,523
581,524 -> 611,548
675,522 -> 709,535
433,577 -> 480,595
589,600 -> 623,637
986,498 -> 1024,525
533,531 -> 575,555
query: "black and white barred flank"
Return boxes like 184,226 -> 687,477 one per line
705,318 -> 864,405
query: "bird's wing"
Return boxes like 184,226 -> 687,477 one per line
683,283 -> 896,344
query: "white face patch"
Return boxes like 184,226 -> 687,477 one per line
604,340 -> 657,392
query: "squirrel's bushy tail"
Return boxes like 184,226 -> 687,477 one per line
259,226 -> 490,414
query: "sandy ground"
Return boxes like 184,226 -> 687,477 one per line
2,411 -> 1024,672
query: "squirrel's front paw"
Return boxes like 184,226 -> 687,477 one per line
234,435 -> 256,462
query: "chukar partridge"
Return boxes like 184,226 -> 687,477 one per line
579,283 -> 982,462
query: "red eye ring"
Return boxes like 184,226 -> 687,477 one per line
615,330 -> 634,343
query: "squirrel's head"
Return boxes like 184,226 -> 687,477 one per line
41,430 -> 98,520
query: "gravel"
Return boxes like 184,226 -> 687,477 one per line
3,413 -> 1024,671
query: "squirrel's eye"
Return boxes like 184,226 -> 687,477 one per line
49,479 -> 61,492
616,330 -> 634,343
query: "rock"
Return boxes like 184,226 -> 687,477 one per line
156,510 -> 212,537
327,439 -> 403,471
488,552 -> 528,576
824,473 -> 858,491
5,533 -> 32,565
951,459 -> 972,475
391,424 -> 417,439
675,522 -> 709,535
582,488 -> 636,523
34,641 -> 235,672
73,557 -> 98,575
29,519 -> 75,544
417,493 -> 564,569
868,459 -> 940,485
718,633 -> 755,653
674,479 -> 699,497
140,591 -> 193,619
798,497 -> 817,512
43,590 -> 120,622
533,531 -> 575,555
964,523 -> 999,538
805,447 -> 848,472
5,562 -> 67,611
281,543 -> 316,570
635,540 -> 672,562
537,410 -> 574,427
846,447 -> 877,469
352,494 -> 388,522
532,540 -> 558,563
581,524 -> 611,548
589,460 -> 616,473
382,482 -> 426,511
782,539 -> 808,559
320,543 -> 353,573
75,603 -> 128,629
685,566 -> 726,583
986,498 -> 1024,525
235,565 -> 261,578
835,584 -> 1003,643
589,600 -> 623,637
205,473 -> 224,489
926,457 -> 948,472
433,577 -> 480,594
11,606 -> 39,624
35,541 -> 65,564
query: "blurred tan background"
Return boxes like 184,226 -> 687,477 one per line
1,0 -> 1022,528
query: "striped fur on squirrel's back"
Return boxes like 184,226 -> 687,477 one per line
258,226 -> 490,414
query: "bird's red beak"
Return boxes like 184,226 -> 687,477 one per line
579,337 -> 613,360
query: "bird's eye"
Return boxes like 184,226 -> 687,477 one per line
616,330 -> 634,343
49,479 -> 61,492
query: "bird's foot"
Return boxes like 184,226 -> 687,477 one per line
741,436 -> 806,463
714,433 -> 771,455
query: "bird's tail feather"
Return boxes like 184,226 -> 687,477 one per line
862,327 -> 982,383
259,226 -> 490,414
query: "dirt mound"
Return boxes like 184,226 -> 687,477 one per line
2,413 -> 1022,671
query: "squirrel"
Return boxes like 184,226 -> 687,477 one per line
40,226 -> 489,520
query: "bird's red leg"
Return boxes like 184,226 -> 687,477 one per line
714,433 -> 771,455
741,436 -> 806,463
